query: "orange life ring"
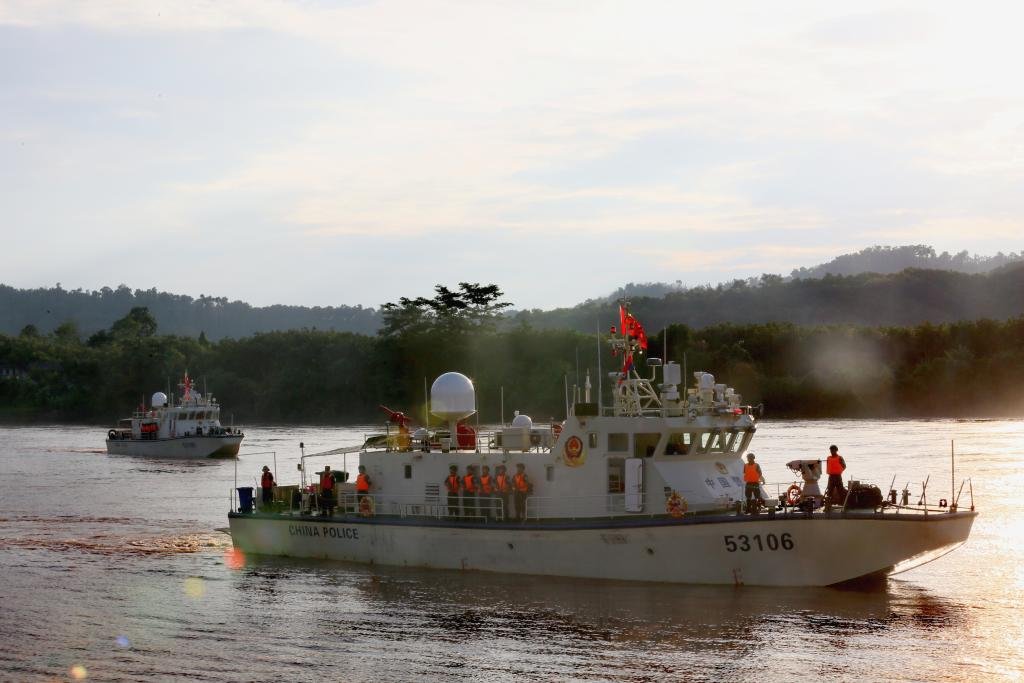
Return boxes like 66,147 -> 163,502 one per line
552,423 -> 563,438
786,484 -> 802,506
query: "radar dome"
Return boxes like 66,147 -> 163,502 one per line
510,412 -> 533,430
151,392 -> 168,408
430,372 -> 476,421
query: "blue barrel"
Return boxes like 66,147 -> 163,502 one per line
237,487 -> 255,513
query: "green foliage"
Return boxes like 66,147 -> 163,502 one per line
2,312 -> 1024,423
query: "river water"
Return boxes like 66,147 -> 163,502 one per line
1,419 -> 1022,682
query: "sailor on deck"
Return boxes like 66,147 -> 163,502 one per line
444,465 -> 461,519
743,454 -> 765,513
825,445 -> 847,505
513,463 -> 531,521
320,465 -> 335,517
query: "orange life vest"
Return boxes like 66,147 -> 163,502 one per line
495,474 -> 509,493
320,472 -> 334,491
513,472 -> 529,492
356,473 -> 370,493
827,454 -> 845,475
480,474 -> 493,494
743,463 -> 761,483
261,472 -> 274,489
445,474 -> 460,494
463,474 -> 478,494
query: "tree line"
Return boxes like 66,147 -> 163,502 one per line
3,247 -> 1024,341
2,288 -> 1023,424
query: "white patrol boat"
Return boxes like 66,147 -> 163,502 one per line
106,373 -> 244,458
228,310 -> 976,586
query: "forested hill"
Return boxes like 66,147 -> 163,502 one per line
0,285 -> 380,340
514,263 -> 1024,333
4,261 -> 1024,340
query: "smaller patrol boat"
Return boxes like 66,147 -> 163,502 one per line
106,372 -> 244,458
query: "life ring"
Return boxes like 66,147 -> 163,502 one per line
358,496 -> 375,517
666,492 -> 688,517
107,429 -> 117,440
563,435 -> 585,467
688,408 -> 698,420
786,484 -> 802,506
552,423 -> 563,439
938,498 -> 948,508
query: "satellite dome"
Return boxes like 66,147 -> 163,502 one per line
430,372 -> 476,421
151,392 -> 168,408
510,412 -> 533,430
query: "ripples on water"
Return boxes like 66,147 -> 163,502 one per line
1,421 -> 1022,682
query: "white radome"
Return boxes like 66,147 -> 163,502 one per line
151,392 -> 168,408
510,412 -> 533,429
430,372 -> 476,421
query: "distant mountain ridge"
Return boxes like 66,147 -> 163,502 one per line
3,245 -> 1023,338
0,285 -> 380,340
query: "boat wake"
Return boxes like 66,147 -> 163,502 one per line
0,531 -> 232,556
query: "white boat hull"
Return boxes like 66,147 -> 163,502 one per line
228,510 -> 975,586
106,435 -> 243,458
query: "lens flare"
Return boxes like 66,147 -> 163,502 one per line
69,664 -> 88,679
183,577 -> 206,599
224,547 -> 245,570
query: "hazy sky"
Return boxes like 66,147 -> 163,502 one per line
3,1 -> 1022,310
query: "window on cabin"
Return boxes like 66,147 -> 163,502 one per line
187,412 -> 195,420
608,433 -> 628,452
588,432 -> 598,449
708,430 -> 726,452
732,431 -> 750,453
699,432 -> 712,452
607,458 -> 625,493
665,432 -> 693,455
195,411 -> 205,420
634,433 -> 661,458
404,464 -> 412,479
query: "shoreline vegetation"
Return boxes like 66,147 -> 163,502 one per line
2,283 -> 1023,424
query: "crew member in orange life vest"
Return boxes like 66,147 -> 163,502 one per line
444,465 -> 461,519
260,466 -> 275,506
320,465 -> 336,516
479,465 -> 494,519
825,445 -> 847,504
355,465 -> 372,507
512,463 -> 531,521
743,453 -> 765,511
494,464 -> 511,520
462,464 -> 480,518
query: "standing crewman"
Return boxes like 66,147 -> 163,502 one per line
479,465 -> 495,519
320,465 -> 336,517
444,465 -> 461,519
462,465 -> 480,519
355,465 -> 372,510
512,463 -> 531,521
260,466 -> 275,508
825,445 -> 847,506
494,465 -> 511,520
743,453 -> 765,513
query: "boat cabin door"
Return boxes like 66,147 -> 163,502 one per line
625,458 -> 644,512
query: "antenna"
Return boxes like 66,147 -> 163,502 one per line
596,319 -> 602,415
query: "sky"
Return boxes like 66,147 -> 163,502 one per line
2,1 -> 1023,310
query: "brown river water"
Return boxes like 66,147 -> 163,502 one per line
1,420 -> 1022,682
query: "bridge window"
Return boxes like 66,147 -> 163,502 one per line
608,433 -> 628,452
635,433 -> 660,458
588,433 -> 598,448
665,432 -> 693,455
708,430 -> 726,452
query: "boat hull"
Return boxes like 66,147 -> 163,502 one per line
228,510 -> 976,586
106,435 -> 243,458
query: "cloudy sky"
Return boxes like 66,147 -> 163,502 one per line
2,1 -> 1022,309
